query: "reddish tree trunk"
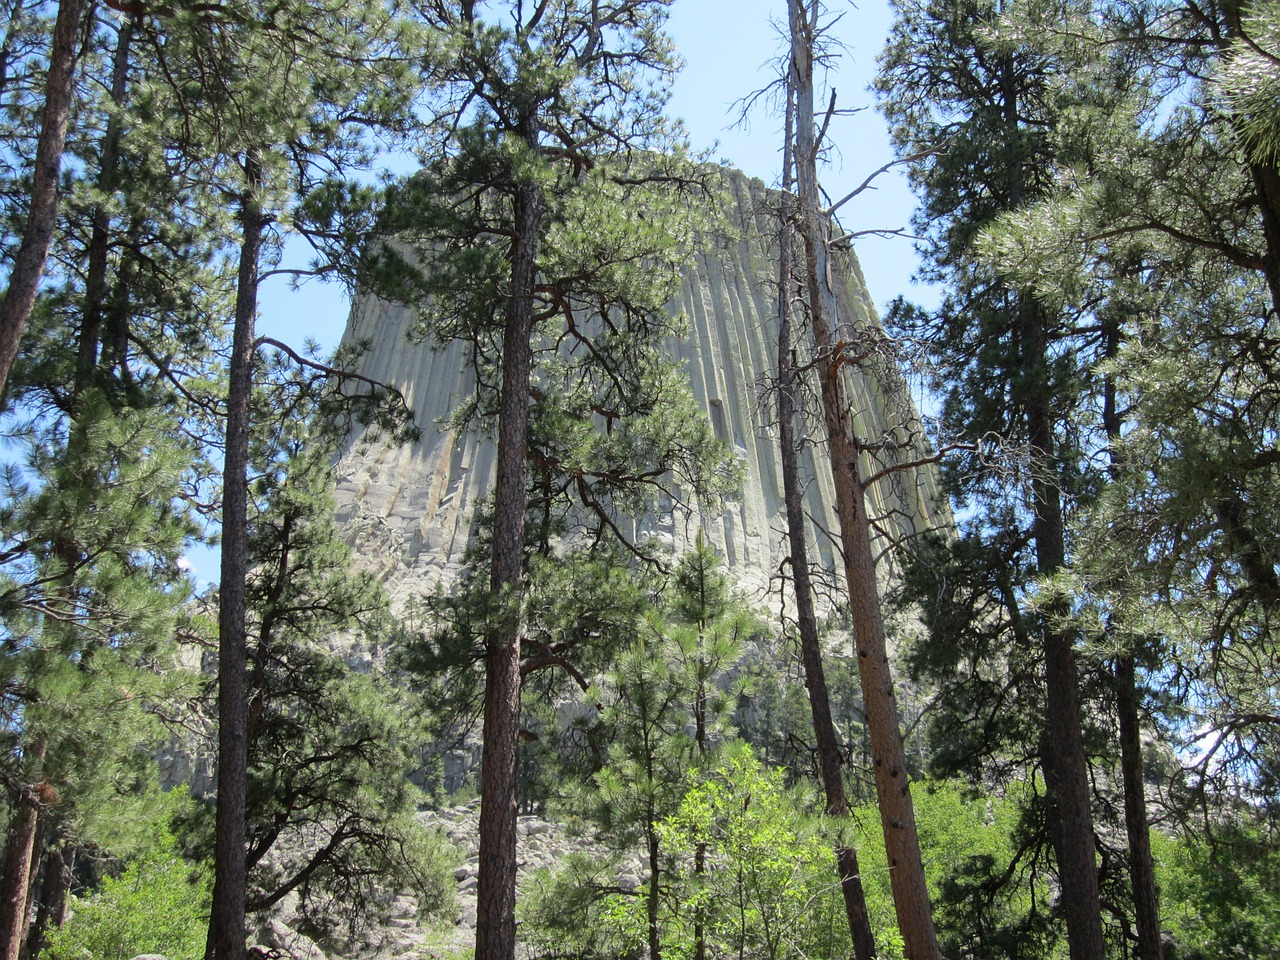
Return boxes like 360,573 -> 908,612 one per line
0,0 -> 88,398
25,840 -> 72,960
0,804 -> 40,960
0,742 -> 48,960
474,169 -> 541,960
787,3 -> 939,956
206,153 -> 265,960
776,92 -> 877,960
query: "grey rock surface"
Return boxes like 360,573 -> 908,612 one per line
331,169 -> 948,617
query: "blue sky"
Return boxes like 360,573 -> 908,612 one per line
257,0 -> 928,353
666,0 -> 927,311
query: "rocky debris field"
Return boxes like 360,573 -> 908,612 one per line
221,799 -> 645,960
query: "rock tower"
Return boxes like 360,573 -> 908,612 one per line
331,169 -> 947,612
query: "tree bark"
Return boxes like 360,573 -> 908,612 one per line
1023,297 -> 1106,960
1115,656 -> 1163,960
77,14 -> 135,395
0,0 -> 88,399
787,3 -> 940,957
0,806 -> 39,960
1101,309 -> 1164,960
474,164 -> 541,960
646,814 -> 662,960
776,84 -> 877,960
1250,163 -> 1280,317
0,0 -> 29,99
25,840 -> 72,960
0,742 -> 47,960
207,152 -> 264,960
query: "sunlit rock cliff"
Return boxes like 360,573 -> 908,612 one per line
331,169 -> 948,613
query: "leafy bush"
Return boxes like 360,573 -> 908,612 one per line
518,850 -> 638,960
1154,824 -> 1280,960
45,829 -> 210,960
657,747 -> 848,960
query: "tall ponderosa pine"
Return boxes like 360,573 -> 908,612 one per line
787,1 -> 940,957
386,5 -> 724,959
0,390 -> 202,960
0,0 -> 87,398
877,0 -> 1109,956
968,4 -> 1280,956
0,5 -> 251,955
130,4 -> 423,956
774,91 -> 876,959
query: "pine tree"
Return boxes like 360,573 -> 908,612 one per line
787,2 -> 940,956
877,1 -> 1109,956
774,72 -> 878,960
382,6 -> 725,959
237,362 -> 452,940
580,538 -> 753,960
0,0 -> 89,398
955,1 -> 1280,954
0,391 -> 203,960
120,6 -> 423,954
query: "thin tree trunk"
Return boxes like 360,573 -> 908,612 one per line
646,816 -> 662,960
24,839 -> 71,960
0,742 -> 47,960
0,0 -> 29,99
18,810 -> 43,948
0,0 -> 87,399
692,656 -> 707,960
776,81 -> 876,960
77,14 -> 134,394
787,3 -> 939,957
1116,655 -> 1163,960
1101,312 -> 1163,960
207,152 -> 265,960
474,162 -> 541,960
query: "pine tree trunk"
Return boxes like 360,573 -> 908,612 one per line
474,166 -> 541,960
0,0 -> 87,398
776,95 -> 876,960
207,152 -> 264,960
24,840 -> 71,960
645,815 -> 662,960
1116,656 -> 1163,960
18,811 -> 44,949
787,3 -> 939,957
1023,298 -> 1106,960
1039,621 -> 1105,960
1251,164 -> 1280,316
77,15 -> 134,394
0,0 -> 29,98
0,806 -> 38,960
0,742 -> 47,960
1101,311 -> 1163,960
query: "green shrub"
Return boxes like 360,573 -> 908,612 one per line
1154,824 -> 1280,960
45,829 -> 210,960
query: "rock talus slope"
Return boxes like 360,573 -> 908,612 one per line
331,170 -> 948,610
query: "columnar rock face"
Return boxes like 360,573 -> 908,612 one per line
332,169 -> 948,612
